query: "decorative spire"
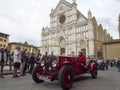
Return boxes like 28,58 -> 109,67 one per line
72,0 -> 76,3
42,27 -> 44,31
60,0 -> 64,2
51,8 -> 53,12
88,9 -> 92,19
118,14 -> 120,21
72,0 -> 77,6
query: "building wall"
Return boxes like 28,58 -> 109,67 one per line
8,43 -> 38,55
103,40 -> 120,60
0,32 -> 9,48
91,17 -> 113,58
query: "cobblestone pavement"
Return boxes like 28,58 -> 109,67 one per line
0,66 -> 15,75
0,67 -> 120,90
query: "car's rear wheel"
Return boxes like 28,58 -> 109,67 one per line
58,65 -> 74,90
32,65 -> 44,83
91,64 -> 98,79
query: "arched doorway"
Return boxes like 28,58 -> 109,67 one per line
59,37 -> 66,55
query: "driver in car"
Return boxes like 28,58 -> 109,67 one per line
78,51 -> 87,72
78,51 -> 86,65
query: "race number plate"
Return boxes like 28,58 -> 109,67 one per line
37,76 -> 51,82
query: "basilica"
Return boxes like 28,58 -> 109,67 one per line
41,0 -> 113,58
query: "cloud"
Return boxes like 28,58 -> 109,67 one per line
115,0 -> 120,3
0,0 -> 45,46
0,0 -> 120,46
97,17 -> 119,38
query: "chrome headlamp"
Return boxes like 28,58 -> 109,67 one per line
52,60 -> 57,68
40,60 -> 45,67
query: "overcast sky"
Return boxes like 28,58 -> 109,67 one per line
0,0 -> 120,46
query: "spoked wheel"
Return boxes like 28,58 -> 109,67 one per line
32,65 -> 44,83
58,65 -> 74,90
91,64 -> 98,79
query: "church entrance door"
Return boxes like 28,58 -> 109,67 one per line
59,36 -> 66,55
61,48 -> 65,55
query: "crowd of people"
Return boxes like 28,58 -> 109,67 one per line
94,57 -> 120,71
0,47 -> 43,78
12,47 -> 45,78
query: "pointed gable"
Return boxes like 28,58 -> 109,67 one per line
42,27 -> 50,35
50,0 -> 72,16
77,10 -> 87,23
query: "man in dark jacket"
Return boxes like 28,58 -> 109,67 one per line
48,52 -> 56,67
20,49 -> 27,76
42,52 -> 49,61
0,48 -> 5,78
117,60 -> 120,72
29,53 -> 35,74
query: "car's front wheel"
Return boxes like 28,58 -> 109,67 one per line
58,65 -> 74,90
32,65 -> 44,83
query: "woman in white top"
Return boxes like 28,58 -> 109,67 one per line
13,47 -> 21,78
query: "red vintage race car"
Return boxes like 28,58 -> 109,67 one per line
32,55 -> 97,90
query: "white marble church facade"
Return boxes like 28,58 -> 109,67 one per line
41,0 -> 112,58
